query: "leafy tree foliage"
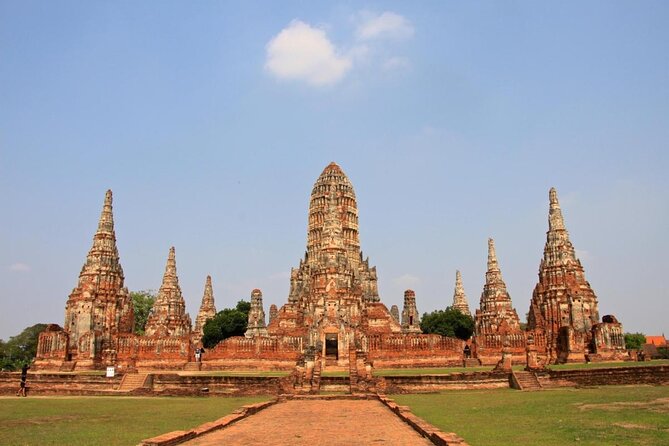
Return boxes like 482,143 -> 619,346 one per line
420,307 -> 474,340
131,290 -> 156,335
624,332 -> 646,350
201,300 -> 250,348
0,323 -> 47,371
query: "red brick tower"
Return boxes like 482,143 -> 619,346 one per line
61,190 -> 134,368
144,247 -> 192,337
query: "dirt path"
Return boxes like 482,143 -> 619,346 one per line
183,399 -> 434,446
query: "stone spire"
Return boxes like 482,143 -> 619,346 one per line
193,275 -> 217,339
475,238 -> 521,335
528,187 -> 605,363
144,247 -> 192,337
245,289 -> 268,337
548,187 -> 566,231
390,305 -> 400,323
307,162 -> 361,268
451,270 -> 471,315
401,290 -> 421,334
268,304 -> 278,324
63,190 -> 134,366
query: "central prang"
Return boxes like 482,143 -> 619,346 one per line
265,162 -> 405,365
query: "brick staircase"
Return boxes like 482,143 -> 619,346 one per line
349,346 -> 358,392
310,359 -> 322,394
511,371 -> 542,391
183,362 -> 201,372
118,373 -> 149,392
59,361 -> 76,372
463,358 -> 481,368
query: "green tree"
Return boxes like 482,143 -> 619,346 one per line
201,300 -> 250,348
420,307 -> 475,340
0,323 -> 47,371
624,332 -> 646,350
131,290 -> 156,335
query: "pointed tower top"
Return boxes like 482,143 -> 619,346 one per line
452,269 -> 471,315
193,274 -> 217,337
165,246 -> 177,274
96,189 -> 115,235
487,238 -> 499,272
548,187 -> 566,231
322,161 -> 343,175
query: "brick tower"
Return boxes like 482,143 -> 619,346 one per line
527,188 -> 625,363
60,190 -> 134,368
144,247 -> 192,337
267,162 -> 401,363
193,275 -> 217,342
245,289 -> 269,337
451,270 -> 471,316
401,290 -> 422,333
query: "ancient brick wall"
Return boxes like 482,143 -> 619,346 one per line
0,372 -> 122,396
544,365 -> 669,387
364,334 -> 463,367
377,372 -> 511,393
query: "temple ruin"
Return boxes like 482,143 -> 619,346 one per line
34,164 -> 627,372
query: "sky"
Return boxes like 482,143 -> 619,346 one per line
1,1 -> 667,341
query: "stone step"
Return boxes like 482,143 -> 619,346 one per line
118,373 -> 149,392
464,358 -> 481,367
512,371 -> 542,391
59,361 -> 77,372
183,362 -> 201,371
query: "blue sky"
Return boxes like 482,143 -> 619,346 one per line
1,1 -> 667,341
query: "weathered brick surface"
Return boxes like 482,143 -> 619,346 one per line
181,398 -> 436,446
527,188 -> 627,364
545,365 -> 669,387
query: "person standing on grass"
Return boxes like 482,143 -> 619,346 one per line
16,364 -> 29,397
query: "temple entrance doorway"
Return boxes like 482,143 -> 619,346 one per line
325,334 -> 338,360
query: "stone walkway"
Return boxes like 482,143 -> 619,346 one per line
183,399 -> 434,446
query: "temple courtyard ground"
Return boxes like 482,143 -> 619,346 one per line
1,385 -> 668,445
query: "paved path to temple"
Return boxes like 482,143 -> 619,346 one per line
183,399 -> 434,446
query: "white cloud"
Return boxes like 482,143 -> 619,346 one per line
383,56 -> 410,72
356,11 -> 414,41
9,263 -> 30,272
265,20 -> 353,86
392,274 -> 420,288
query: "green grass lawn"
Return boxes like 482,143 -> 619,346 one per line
548,359 -> 669,370
393,385 -> 669,446
374,359 -> 669,376
0,396 -> 270,446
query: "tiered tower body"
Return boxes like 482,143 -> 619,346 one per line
267,162 -> 402,363
390,305 -> 400,323
245,289 -> 269,337
61,190 -> 134,368
473,238 -> 524,364
268,304 -> 278,324
475,239 -> 522,335
401,290 -> 421,333
451,270 -> 471,315
527,188 -> 625,363
144,247 -> 192,337
193,275 -> 217,342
